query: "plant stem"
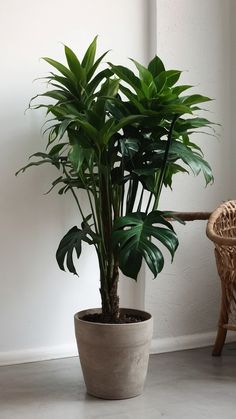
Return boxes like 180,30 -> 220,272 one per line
145,192 -> 153,214
62,165 -> 86,221
137,186 -> 144,212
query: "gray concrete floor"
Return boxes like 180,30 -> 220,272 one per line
0,344 -> 236,419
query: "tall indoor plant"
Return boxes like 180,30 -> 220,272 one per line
17,37 -> 214,398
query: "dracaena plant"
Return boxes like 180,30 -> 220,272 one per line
17,37 -> 214,321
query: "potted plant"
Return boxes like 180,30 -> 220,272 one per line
17,37 -> 214,399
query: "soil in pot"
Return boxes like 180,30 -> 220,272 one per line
81,312 -> 147,324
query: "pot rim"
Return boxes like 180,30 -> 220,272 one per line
74,307 -> 152,326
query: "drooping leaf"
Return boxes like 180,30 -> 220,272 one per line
183,94 -> 212,106
49,143 -> 68,156
163,163 -> 189,188
15,158 -> 60,175
56,222 -> 97,275
39,90 -> 71,101
112,211 -> 178,279
42,57 -> 76,82
172,85 -> 193,95
169,141 -> 214,185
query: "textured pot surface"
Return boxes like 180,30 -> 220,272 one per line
74,308 -> 153,400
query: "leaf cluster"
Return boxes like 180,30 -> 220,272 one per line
17,38 -> 215,281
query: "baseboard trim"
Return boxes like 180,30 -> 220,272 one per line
0,344 -> 78,367
150,330 -> 236,354
1,331 -> 236,367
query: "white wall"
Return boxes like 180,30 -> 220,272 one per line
0,0 -> 151,364
146,0 -> 233,348
0,0 -> 235,365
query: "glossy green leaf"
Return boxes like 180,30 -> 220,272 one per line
120,138 -> 140,158
56,224 -> 96,275
165,70 -> 182,87
164,163 -> 189,188
169,141 -> 214,185
148,56 -> 165,77
112,211 -> 178,279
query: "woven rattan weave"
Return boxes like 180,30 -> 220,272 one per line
206,200 -> 236,356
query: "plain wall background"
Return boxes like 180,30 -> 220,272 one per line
0,0 -> 151,359
146,0 -> 232,343
0,0 -> 235,363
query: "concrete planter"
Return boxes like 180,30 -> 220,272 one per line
74,308 -> 153,400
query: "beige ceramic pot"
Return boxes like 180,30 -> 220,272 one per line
74,308 -> 153,400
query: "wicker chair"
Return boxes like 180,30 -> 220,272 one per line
206,200 -> 236,356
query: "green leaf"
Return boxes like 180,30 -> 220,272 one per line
68,143 -> 85,172
175,117 -> 213,131
56,225 -> 95,275
85,68 -> 112,97
64,45 -> 86,83
99,118 -> 116,145
154,72 -> 167,94
100,77 -> 120,97
49,143 -> 68,156
74,116 -> 98,141
82,36 -> 98,71
165,70 -> 182,87
148,56 -> 165,77
15,158 -> 59,175
58,119 -> 74,140
119,85 -> 145,111
169,141 -> 214,185
120,138 -> 140,158
87,50 -> 110,81
164,163 -> 189,188
48,74 -> 78,95
172,85 -> 193,95
111,115 -> 145,135
112,211 -> 178,279
39,90 -> 71,101
43,57 -> 76,81
130,59 -> 153,86
183,94 -> 212,106
109,64 -> 142,93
